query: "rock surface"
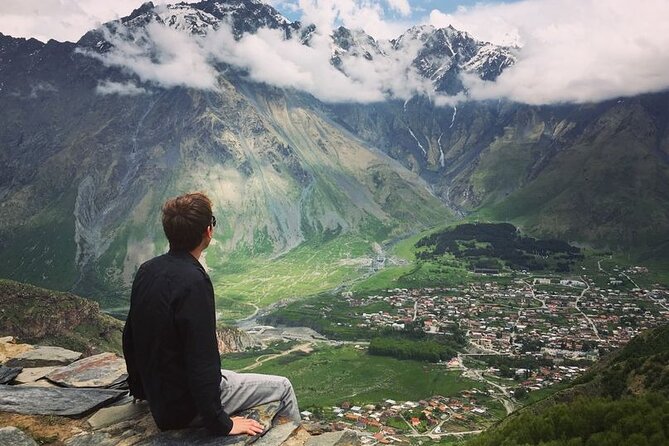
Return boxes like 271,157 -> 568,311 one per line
0,426 -> 39,446
0,339 -> 363,446
217,327 -> 261,354
47,352 -> 127,388
16,380 -> 58,388
0,385 -> 125,416
305,430 -> 361,446
0,365 -> 22,384
4,346 -> 82,368
254,422 -> 302,446
87,400 -> 150,429
14,366 -> 57,384
138,402 -> 281,446
0,337 -> 33,364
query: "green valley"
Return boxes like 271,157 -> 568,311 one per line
221,221 -> 668,443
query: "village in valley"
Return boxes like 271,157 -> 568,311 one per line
259,258 -> 669,444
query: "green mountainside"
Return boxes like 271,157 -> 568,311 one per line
0,43 -> 450,305
332,95 -> 669,258
465,323 -> 669,446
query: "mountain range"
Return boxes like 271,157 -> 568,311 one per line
0,0 -> 667,302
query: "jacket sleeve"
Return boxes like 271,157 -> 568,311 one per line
174,276 -> 234,435
122,313 -> 147,400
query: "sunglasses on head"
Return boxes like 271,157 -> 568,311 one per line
211,215 -> 217,228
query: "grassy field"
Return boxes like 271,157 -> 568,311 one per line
241,344 -> 485,408
574,249 -> 669,290
351,226 -> 473,294
262,292 -> 393,340
211,223 -> 471,316
208,234 -> 374,317
221,340 -> 298,370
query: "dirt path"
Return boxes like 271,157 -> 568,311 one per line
238,342 -> 313,371
574,277 -> 601,340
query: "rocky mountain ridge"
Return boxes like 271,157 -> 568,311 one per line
80,0 -> 514,96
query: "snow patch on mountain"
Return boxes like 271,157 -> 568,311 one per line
154,4 -> 220,36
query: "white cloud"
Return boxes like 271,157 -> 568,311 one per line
430,0 -> 669,105
5,0 -> 668,106
204,25 -> 386,102
297,0 -> 411,40
96,80 -> 148,96
82,14 -> 433,103
80,22 -> 219,90
385,0 -> 411,16
0,0 -> 196,42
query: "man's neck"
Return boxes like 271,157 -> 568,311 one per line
189,246 -> 203,259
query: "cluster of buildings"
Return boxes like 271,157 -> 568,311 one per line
302,393 -> 494,443
309,267 -> 668,441
337,272 -> 668,393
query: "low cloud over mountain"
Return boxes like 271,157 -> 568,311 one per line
430,0 -> 669,104
3,0 -> 668,106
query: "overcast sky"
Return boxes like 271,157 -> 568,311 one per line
1,0 -> 668,105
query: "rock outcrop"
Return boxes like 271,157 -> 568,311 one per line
0,336 -> 361,446
0,280 -> 123,355
217,327 -> 262,354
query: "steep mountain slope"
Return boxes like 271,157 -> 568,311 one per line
0,2 -> 451,302
331,94 -> 669,254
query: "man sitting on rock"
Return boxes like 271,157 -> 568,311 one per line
122,192 -> 300,436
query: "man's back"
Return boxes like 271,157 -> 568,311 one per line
123,250 -> 231,433
122,192 -> 296,437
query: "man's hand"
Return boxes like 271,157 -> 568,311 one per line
229,416 -> 265,436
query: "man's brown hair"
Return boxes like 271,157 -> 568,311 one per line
162,192 -> 213,252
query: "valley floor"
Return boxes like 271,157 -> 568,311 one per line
222,255 -> 669,445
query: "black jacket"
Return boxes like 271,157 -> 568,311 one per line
122,250 -> 233,434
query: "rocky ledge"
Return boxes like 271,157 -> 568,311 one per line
0,337 -> 361,446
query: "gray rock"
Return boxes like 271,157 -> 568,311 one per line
254,422 -> 300,446
16,380 -> 58,388
137,429 -> 254,446
14,366 -> 57,384
136,401 -> 282,446
0,426 -> 39,446
87,400 -> 150,429
47,352 -> 127,388
0,365 -> 22,384
4,346 -> 82,368
65,432 -> 119,446
0,385 -> 125,416
305,430 -> 360,446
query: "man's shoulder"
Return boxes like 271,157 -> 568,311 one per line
138,252 -> 207,283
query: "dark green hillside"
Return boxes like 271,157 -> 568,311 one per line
466,324 -> 669,446
415,222 -> 583,272
0,279 -> 123,354
466,394 -> 669,446
474,97 -> 669,255
570,323 -> 669,399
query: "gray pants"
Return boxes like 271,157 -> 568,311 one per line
219,370 -> 301,423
